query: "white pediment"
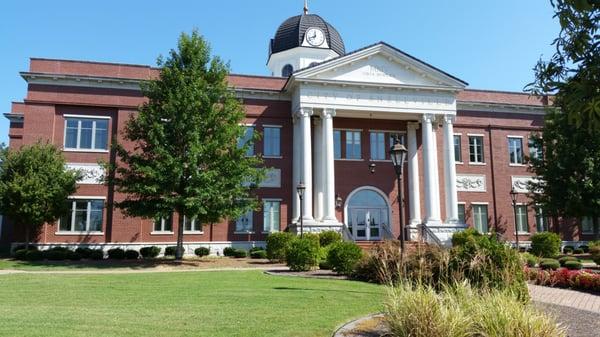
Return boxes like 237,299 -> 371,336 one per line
292,43 -> 467,90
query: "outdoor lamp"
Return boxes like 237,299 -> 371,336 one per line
390,139 -> 408,252
297,182 -> 306,238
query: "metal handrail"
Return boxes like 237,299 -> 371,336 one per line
381,223 -> 395,240
340,223 -> 353,241
420,223 -> 443,246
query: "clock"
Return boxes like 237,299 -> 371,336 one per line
306,27 -> 325,47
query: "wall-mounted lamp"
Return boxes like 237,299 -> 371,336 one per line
368,162 -> 376,174
335,194 -> 343,209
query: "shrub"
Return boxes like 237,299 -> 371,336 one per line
591,246 -> 600,265
75,247 -> 93,259
326,241 -> 363,275
318,245 -> 332,270
558,256 -> 579,267
249,246 -> 264,253
24,249 -> 44,261
590,240 -> 600,248
107,248 -> 125,260
194,247 -> 210,257
124,250 -> 139,260
13,249 -> 29,260
564,260 -> 583,270
286,237 -> 320,271
12,245 -> 38,253
44,247 -> 72,261
232,249 -> 247,258
579,245 -> 589,253
89,249 -> 104,260
164,246 -> 179,256
265,232 -> 295,262
528,268 -> 600,292
352,241 -> 402,283
521,252 -> 539,267
222,247 -> 237,257
250,250 -> 267,259
451,228 -> 482,246
540,258 -> 560,270
563,245 -> 574,254
67,251 -> 82,261
140,246 -> 160,259
319,231 -> 342,247
530,232 -> 561,258
573,248 -> 584,254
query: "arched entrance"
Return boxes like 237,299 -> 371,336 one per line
344,187 -> 391,241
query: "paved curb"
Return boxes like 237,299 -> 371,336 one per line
331,313 -> 386,337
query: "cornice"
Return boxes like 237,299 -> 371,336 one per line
3,113 -> 24,122
457,101 -> 547,115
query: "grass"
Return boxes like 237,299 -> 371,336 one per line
0,270 -> 384,337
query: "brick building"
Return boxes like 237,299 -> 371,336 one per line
1,10 -> 593,254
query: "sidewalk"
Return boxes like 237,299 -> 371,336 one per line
529,284 -> 600,313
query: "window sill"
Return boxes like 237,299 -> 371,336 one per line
63,148 -> 109,153
234,231 -> 256,234
509,163 -> 526,167
55,231 -> 104,236
263,156 -> 282,159
468,162 -> 486,166
335,158 -> 364,162
262,231 -> 279,234
369,159 -> 391,162
455,161 -> 464,165
150,231 -> 174,235
514,232 -> 530,235
183,231 -> 204,235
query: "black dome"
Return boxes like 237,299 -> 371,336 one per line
270,14 -> 345,57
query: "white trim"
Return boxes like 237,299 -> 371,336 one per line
55,231 -> 104,236
183,231 -> 205,235
458,101 -> 547,115
368,129 -> 407,134
263,156 -> 283,159
343,186 -> 393,241
63,148 -> 110,153
470,202 -> 489,205
234,231 -> 256,234
150,231 -> 174,235
466,133 -> 485,137
455,161 -> 464,165
509,163 -> 527,167
334,127 -> 362,132
68,195 -> 106,200
335,158 -> 365,162
63,114 -> 111,120
507,135 -> 525,139
468,162 -> 486,166
262,124 -> 282,128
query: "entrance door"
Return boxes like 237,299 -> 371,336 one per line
346,188 -> 390,241
350,209 -> 367,240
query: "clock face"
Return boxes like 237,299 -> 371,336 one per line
306,28 -> 325,47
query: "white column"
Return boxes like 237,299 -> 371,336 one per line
321,108 -> 337,222
292,115 -> 300,223
422,114 -> 441,224
298,107 -> 314,222
443,115 -> 459,223
313,117 -> 324,221
407,122 -> 421,226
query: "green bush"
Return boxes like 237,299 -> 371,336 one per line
89,249 -> 104,260
563,245 -> 574,254
232,249 -> 247,258
564,260 -> 583,270
44,247 -> 72,261
590,246 -> 600,265
249,246 -> 264,253
12,245 -> 38,253
521,252 -> 538,267
286,237 -> 320,271
558,256 -> 579,267
319,231 -> 342,247
326,241 -> 363,275
250,250 -> 267,259
451,227 -> 483,246
164,246 -> 179,256
573,248 -> 584,254
13,249 -> 29,260
222,247 -> 237,257
318,245 -> 332,270
107,248 -> 125,260
24,249 -> 44,261
67,251 -> 82,261
140,246 -> 160,259
540,258 -> 560,270
530,232 -> 561,258
124,250 -> 139,260
265,232 -> 295,262
194,247 -> 210,257
579,245 -> 589,253
75,247 -> 93,259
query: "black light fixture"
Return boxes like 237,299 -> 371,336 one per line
335,194 -> 343,209
297,182 -> 306,238
390,138 -> 408,252
510,187 -> 519,250
368,161 -> 376,174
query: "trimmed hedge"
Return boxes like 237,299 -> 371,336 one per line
563,245 -> 574,254
521,252 -> 538,267
13,249 -> 29,260
164,246 -> 179,256
573,248 -> 584,254
286,237 -> 320,271
194,247 -> 210,257
451,228 -> 482,246
327,241 -> 363,275
232,249 -> 247,258
124,250 -> 140,260
45,247 -> 74,261
140,246 -> 160,259
75,247 -> 93,259
530,232 -> 561,258
107,248 -> 125,260
319,231 -> 342,247
266,232 -> 295,262
24,249 -> 44,261
564,260 -> 583,270
89,249 -> 104,260
580,245 -> 590,253
250,250 -> 267,259
558,256 -> 579,267
540,258 -> 560,270
223,247 -> 237,257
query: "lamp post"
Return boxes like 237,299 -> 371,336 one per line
297,182 -> 306,238
510,187 -> 520,250
390,138 -> 408,252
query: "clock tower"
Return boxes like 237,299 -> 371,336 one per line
267,6 -> 345,77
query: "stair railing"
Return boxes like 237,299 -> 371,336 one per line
420,223 -> 443,246
381,223 -> 395,240
340,223 -> 353,241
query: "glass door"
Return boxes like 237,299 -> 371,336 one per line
367,210 -> 381,240
350,209 -> 367,240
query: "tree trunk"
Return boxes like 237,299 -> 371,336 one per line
175,213 -> 185,261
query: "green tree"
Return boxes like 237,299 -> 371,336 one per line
527,0 -> 600,129
110,31 -> 264,260
0,143 -> 80,248
529,110 -> 600,239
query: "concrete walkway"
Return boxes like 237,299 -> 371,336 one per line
529,284 -> 600,314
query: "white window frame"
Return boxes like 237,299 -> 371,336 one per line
454,133 -> 463,164
535,206 -> 548,232
262,199 -> 281,233
183,215 -> 203,234
333,129 -> 342,160
63,116 -> 110,153
507,136 -> 525,166
57,196 -> 105,235
515,203 -> 529,234
235,210 -> 254,234
152,215 -> 174,235
457,202 -> 466,223
581,216 -> 598,234
369,131 -> 386,161
468,134 -> 485,165
263,125 -> 282,158
472,203 -> 489,233
345,130 -> 362,160
238,124 -> 255,157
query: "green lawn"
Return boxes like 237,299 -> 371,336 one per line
0,270 -> 384,337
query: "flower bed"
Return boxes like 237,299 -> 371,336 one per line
526,267 -> 600,293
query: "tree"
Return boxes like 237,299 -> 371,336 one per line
529,110 -> 600,239
527,0 -> 600,130
0,142 -> 80,248
110,31 -> 264,260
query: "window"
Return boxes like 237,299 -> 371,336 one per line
389,133 -> 405,147
454,135 -> 462,162
457,204 -> 466,223
516,205 -> 529,233
473,204 -> 488,233
529,138 -> 543,160
59,199 -> 103,232
154,215 -> 173,232
581,216 -> 598,234
282,64 -> 294,77
345,131 -> 361,159
535,207 -> 547,232
235,210 -> 253,233
334,130 -> 341,159
263,200 -> 280,232
370,132 -> 386,160
64,118 -> 109,150
184,216 -> 202,232
469,136 -> 484,163
508,137 -> 524,164
263,126 -> 281,157
238,126 -> 254,156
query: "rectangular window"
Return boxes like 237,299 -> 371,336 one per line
529,138 -> 543,161
508,137 -> 524,164
469,136 -> 484,163
535,207 -> 547,232
345,131 -> 361,159
59,199 -> 104,232
235,210 -> 254,233
581,216 -> 595,233
263,200 -> 280,233
473,204 -> 488,233
263,127 -> 281,157
334,130 -> 341,159
516,205 -> 529,232
64,118 -> 109,150
184,216 -> 201,232
454,135 -> 462,162
457,204 -> 466,223
238,126 -> 254,156
370,132 -> 386,160
153,215 -> 173,232
389,133 -> 405,148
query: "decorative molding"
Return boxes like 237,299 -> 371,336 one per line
511,176 -> 536,193
456,174 -> 486,192
66,163 -> 105,184
260,168 -> 281,188
321,107 -> 336,118
407,121 -> 420,130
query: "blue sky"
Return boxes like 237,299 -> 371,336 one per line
0,0 -> 558,145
